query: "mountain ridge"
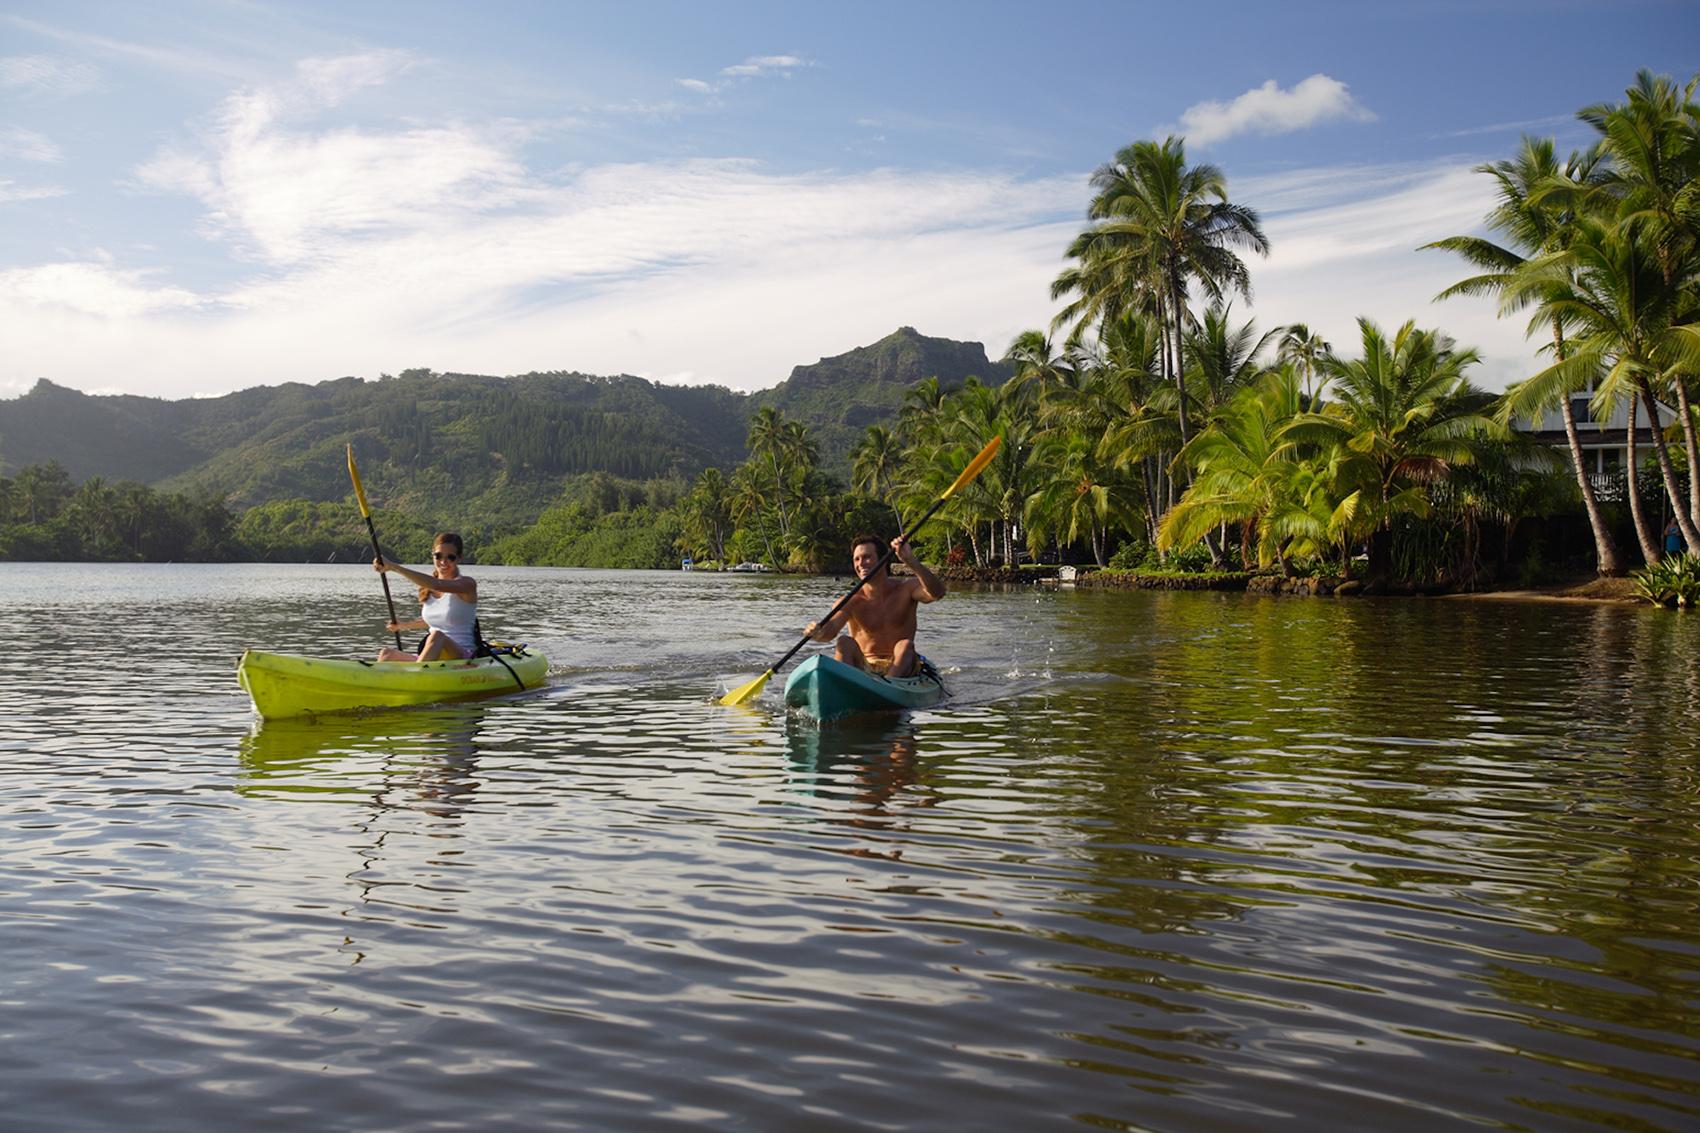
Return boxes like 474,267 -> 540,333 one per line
0,327 -> 1011,523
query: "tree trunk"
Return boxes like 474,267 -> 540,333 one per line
1670,374 -> 1700,532
1625,399 -> 1662,564
1139,461 -> 1158,544
1550,324 -> 1624,576
1640,383 -> 1700,551
1168,269 -> 1191,446
1368,526 -> 1394,580
1557,396 -> 1623,574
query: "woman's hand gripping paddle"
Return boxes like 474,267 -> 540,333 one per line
348,444 -> 404,649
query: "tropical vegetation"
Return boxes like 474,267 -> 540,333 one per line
5,70 -> 1694,594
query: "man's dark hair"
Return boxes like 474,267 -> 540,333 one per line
850,534 -> 883,557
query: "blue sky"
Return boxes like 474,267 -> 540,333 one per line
2,0 -> 1694,399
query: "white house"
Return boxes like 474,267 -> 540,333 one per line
1516,385 -> 1678,496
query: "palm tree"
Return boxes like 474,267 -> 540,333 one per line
745,407 -> 792,536
1276,323 -> 1331,407
1090,309 -> 1178,531
1505,213 -> 1700,555
1025,431 -> 1138,566
851,425 -> 905,528
1581,70 -> 1700,531
1182,302 -> 1280,429
678,468 -> 731,563
726,463 -> 779,567
1158,368 -> 1305,570
1005,330 -> 1078,412
1281,319 -> 1497,579
1424,136 -> 1627,575
898,376 -> 946,444
1052,137 -> 1270,446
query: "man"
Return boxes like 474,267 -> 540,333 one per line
804,534 -> 946,677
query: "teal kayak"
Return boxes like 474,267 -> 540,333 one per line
783,654 -> 944,722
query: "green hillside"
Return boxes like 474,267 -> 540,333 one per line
0,328 -> 1010,528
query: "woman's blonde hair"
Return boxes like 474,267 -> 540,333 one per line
418,532 -> 465,603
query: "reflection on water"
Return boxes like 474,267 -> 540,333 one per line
239,705 -> 487,813
2,564 -> 1698,1132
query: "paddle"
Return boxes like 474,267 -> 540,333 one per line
717,434 -> 1002,707
347,444 -> 404,650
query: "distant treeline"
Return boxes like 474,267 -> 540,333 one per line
0,461 -> 445,564
0,462 -> 239,562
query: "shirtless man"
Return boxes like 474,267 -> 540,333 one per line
804,534 -> 946,678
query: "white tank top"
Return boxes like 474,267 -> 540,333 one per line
421,591 -> 477,656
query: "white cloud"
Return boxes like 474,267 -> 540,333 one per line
0,178 -> 67,204
0,54 -> 1539,401
0,260 -> 204,319
0,53 -> 101,96
1168,74 -> 1375,146
678,52 -> 812,96
0,126 -> 63,163
720,54 -> 807,78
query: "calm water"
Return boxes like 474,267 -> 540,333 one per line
3,563 -> 1698,1132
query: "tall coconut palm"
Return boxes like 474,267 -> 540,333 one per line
1281,319 -> 1497,579
1054,136 -> 1271,445
1276,323 -> 1331,407
1424,136 -> 1627,575
745,407 -> 791,536
679,467 -> 731,563
897,376 -> 947,446
1005,329 -> 1078,412
1582,70 -> 1700,529
1041,311 -> 1172,541
851,424 -> 906,528
727,463 -> 779,567
1505,213 -> 1700,555
1052,137 -> 1269,446
1182,302 -> 1280,428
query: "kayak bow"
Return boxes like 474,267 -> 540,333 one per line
237,648 -> 547,720
783,654 -> 944,723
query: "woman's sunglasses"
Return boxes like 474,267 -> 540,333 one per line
433,551 -> 459,562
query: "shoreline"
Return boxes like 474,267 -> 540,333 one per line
936,565 -> 1643,605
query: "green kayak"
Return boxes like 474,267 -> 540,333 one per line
238,647 -> 547,720
783,654 -> 944,722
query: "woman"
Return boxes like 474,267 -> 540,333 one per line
373,532 -> 478,662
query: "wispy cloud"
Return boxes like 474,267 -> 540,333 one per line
676,52 -> 812,96
1,14 -> 257,81
0,55 -> 1541,399
1434,114 -> 1576,139
1166,74 -> 1375,146
720,54 -> 808,79
0,127 -> 64,163
0,53 -> 101,96
0,178 -> 68,205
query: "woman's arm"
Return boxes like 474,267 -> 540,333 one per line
374,556 -> 477,597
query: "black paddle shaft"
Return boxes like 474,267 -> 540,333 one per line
768,493 -> 952,677
363,514 -> 404,649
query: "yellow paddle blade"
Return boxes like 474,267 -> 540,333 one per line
941,435 -> 1002,499
718,668 -> 775,706
347,444 -> 372,517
